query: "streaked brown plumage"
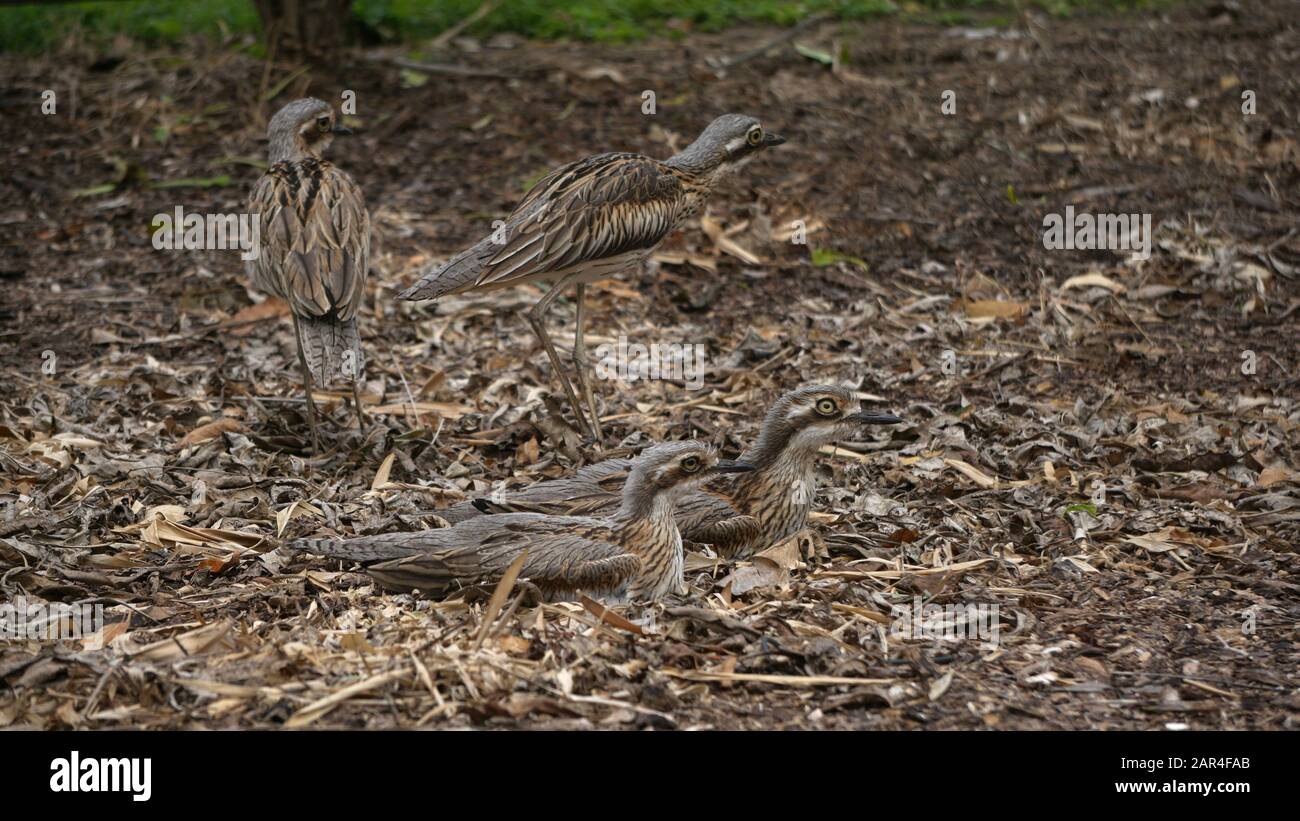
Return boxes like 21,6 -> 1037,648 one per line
290,441 -> 754,602
398,114 -> 784,442
442,385 -> 902,558
247,97 -> 370,450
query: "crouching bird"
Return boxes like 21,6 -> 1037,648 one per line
441,385 -> 902,558
247,97 -> 370,452
289,441 -> 754,602
397,114 -> 785,444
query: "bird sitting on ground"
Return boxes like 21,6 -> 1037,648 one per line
247,97 -> 370,452
290,441 -> 754,602
397,114 -> 785,444
439,385 -> 902,558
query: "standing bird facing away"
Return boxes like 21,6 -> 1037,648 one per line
290,441 -> 754,602
398,114 -> 785,443
441,385 -> 902,558
247,97 -> 370,451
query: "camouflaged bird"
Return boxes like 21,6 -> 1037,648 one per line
290,441 -> 754,602
247,97 -> 370,449
398,114 -> 784,442
441,386 -> 902,558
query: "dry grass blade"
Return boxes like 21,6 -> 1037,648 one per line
370,451 -> 396,492
369,400 -> 475,418
663,669 -> 896,687
1061,272 -> 1125,293
817,444 -> 875,463
178,417 -> 243,446
473,550 -> 529,650
285,668 -> 408,729
127,620 -> 234,662
567,693 -> 675,725
943,458 -> 1001,488
578,594 -> 644,634
814,558 -> 993,580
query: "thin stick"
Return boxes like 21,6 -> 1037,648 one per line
429,0 -> 498,51
363,54 -> 519,80
706,12 -> 833,69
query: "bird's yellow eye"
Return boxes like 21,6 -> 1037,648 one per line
816,398 -> 837,416
317,117 -> 331,132
681,456 -> 701,473
747,127 -> 764,146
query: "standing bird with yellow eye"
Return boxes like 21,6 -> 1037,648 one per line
247,97 -> 370,452
398,114 -> 785,445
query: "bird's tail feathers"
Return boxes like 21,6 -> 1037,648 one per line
288,534 -> 416,564
297,314 -> 363,386
397,238 -> 497,301
432,499 -> 491,524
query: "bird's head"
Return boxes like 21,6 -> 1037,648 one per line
267,97 -> 351,162
669,113 -> 785,176
622,440 -> 754,511
748,385 -> 903,463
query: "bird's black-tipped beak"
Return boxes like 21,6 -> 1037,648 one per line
850,410 -> 903,425
713,459 -> 757,474
763,133 -> 786,147
332,124 -> 353,135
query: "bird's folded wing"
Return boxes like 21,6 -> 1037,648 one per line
571,457 -> 635,490
517,539 -> 642,595
683,514 -> 763,559
509,458 -> 631,508
291,512 -> 566,563
475,153 -> 686,289
364,554 -> 465,593
674,490 -> 761,557
362,520 -> 640,596
438,491 -> 608,522
247,161 -> 370,320
444,460 -> 631,521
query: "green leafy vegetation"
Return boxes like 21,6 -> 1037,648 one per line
811,248 -> 869,271
0,0 -> 1176,54
0,0 -> 258,51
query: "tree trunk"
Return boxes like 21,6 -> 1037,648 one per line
253,0 -> 353,60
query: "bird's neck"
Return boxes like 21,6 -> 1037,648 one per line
741,421 -> 801,470
613,483 -> 677,534
736,443 -> 817,495
612,488 -> 684,599
269,135 -> 318,165
729,435 -> 820,541
665,142 -> 721,177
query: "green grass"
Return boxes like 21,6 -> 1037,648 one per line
356,0 -> 902,42
0,0 -> 259,51
0,0 -> 1175,54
